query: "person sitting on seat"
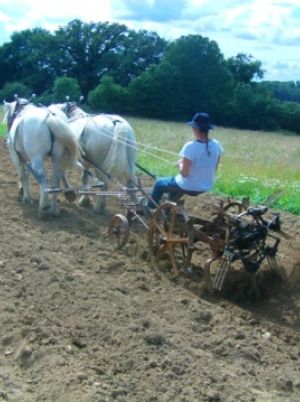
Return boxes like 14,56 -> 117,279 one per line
148,112 -> 223,209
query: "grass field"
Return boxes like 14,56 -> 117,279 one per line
0,106 -> 299,214
128,116 -> 300,215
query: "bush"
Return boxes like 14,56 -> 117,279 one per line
88,75 -> 129,113
128,62 -> 186,120
52,77 -> 81,103
0,81 -> 31,101
277,102 -> 300,134
227,83 -> 279,131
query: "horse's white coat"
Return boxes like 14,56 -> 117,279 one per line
54,103 -> 137,213
4,100 -> 79,217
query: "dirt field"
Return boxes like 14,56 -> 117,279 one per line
0,139 -> 299,402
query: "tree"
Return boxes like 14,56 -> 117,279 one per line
277,101 -> 300,134
52,77 -> 81,102
226,53 -> 264,84
53,19 -> 167,96
88,75 -> 129,113
0,81 -> 31,101
0,28 -> 58,94
165,35 -> 233,119
128,61 -> 185,119
228,83 -> 279,130
259,81 -> 300,102
0,19 -> 167,99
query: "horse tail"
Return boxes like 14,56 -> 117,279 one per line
46,114 -> 79,169
102,120 -> 132,179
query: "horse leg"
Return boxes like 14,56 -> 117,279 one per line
78,169 -> 92,208
13,153 -> 32,204
19,162 -> 33,205
126,144 -> 138,203
48,164 -> 61,217
61,174 -> 77,203
126,175 -> 138,203
30,156 -> 50,217
8,146 -> 32,203
94,171 -> 108,214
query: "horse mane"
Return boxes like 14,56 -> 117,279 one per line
67,103 -> 88,121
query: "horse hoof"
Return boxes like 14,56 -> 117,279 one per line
170,270 -> 180,280
22,196 -> 34,205
38,203 -> 51,218
49,206 -> 60,217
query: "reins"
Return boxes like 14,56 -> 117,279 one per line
79,120 -> 178,166
67,106 -> 179,166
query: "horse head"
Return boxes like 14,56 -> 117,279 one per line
63,102 -> 88,121
66,102 -> 78,117
3,98 -> 31,130
3,101 -> 13,124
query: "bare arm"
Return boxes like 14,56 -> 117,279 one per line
178,157 -> 191,177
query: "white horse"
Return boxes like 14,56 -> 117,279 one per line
53,102 -> 137,213
3,99 -> 79,217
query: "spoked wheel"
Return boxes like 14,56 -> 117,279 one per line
108,213 -> 129,249
148,202 -> 190,278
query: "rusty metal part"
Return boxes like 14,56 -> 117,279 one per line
108,214 -> 130,249
146,195 -> 285,296
148,202 -> 190,278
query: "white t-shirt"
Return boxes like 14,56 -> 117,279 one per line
175,139 -> 223,192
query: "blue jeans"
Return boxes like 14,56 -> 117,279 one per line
148,176 -> 200,209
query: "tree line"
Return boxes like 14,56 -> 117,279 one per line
0,19 -> 299,134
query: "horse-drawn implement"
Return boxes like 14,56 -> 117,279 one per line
106,186 -> 286,297
3,97 -> 287,297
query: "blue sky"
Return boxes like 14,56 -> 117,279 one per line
0,0 -> 299,81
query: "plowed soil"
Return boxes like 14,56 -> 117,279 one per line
0,139 -> 299,402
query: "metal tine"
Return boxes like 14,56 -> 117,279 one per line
213,261 -> 223,288
213,258 -> 230,291
262,190 -> 284,207
267,255 -> 278,272
218,259 -> 230,290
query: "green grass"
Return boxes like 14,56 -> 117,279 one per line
0,125 -> 6,137
0,106 -> 5,137
127,117 -> 300,215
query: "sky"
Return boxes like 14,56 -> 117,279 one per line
0,0 -> 300,82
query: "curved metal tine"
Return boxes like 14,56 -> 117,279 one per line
262,190 -> 284,207
213,259 -> 223,284
213,258 -> 230,291
218,260 -> 230,290
267,255 -> 278,272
